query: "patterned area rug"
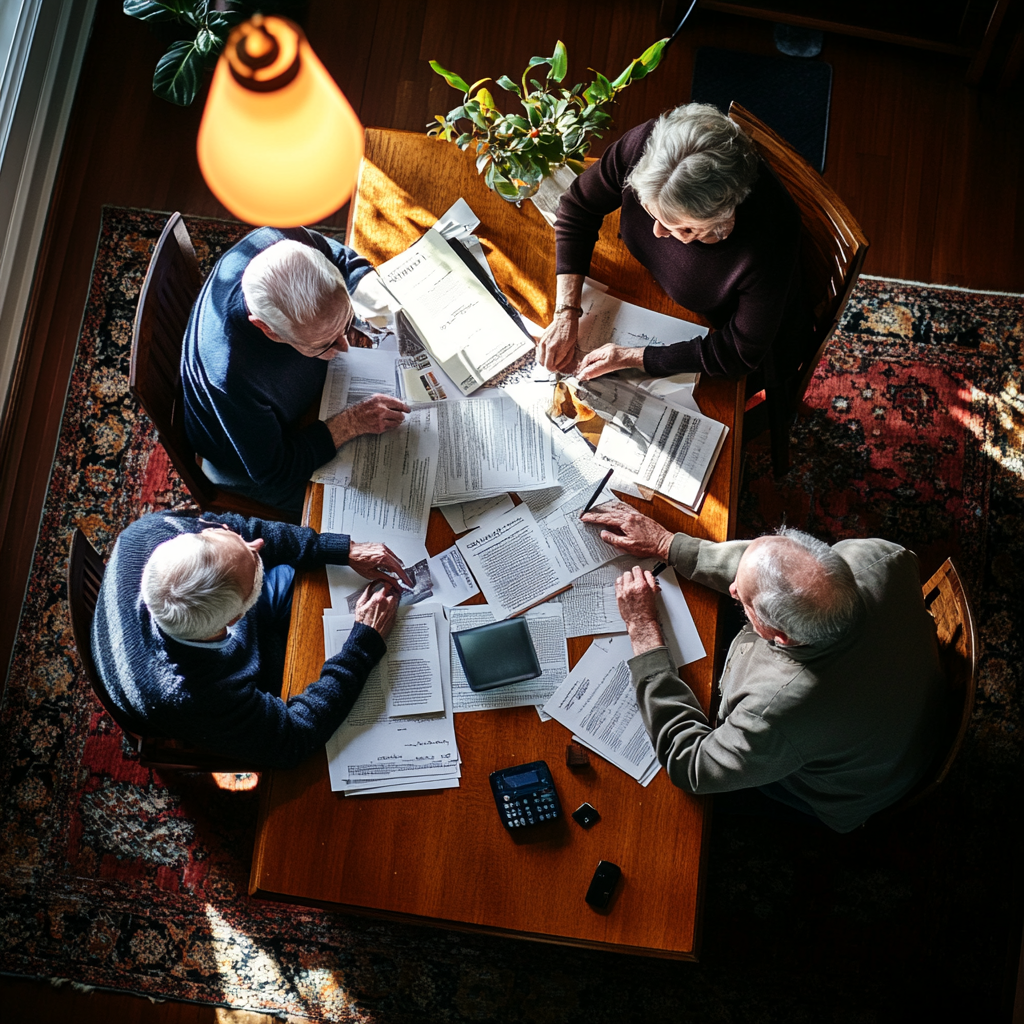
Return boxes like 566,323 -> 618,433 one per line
1,208 -> 1021,1022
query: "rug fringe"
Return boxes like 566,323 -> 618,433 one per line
861,273 -> 1024,297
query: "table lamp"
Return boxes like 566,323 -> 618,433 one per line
197,15 -> 363,227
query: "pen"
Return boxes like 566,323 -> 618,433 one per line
579,469 -> 614,519
651,562 -> 667,577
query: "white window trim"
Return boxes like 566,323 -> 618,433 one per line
0,0 -> 97,423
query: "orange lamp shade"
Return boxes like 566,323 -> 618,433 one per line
197,16 -> 364,227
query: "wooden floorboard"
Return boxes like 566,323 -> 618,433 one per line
1,1 -> 1023,1018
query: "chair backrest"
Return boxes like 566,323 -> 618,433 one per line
916,558 -> 979,800
130,213 -> 217,506
67,527 -> 143,739
728,102 -> 869,401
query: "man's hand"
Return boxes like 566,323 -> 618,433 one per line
616,565 -> 665,655
354,581 -> 400,639
536,313 -> 579,373
348,542 -> 414,587
326,394 -> 410,447
581,500 -> 673,560
576,344 -> 645,381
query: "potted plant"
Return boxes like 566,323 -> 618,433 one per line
427,38 -> 668,216
123,1 -> 307,106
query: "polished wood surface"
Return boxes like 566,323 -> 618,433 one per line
249,129 -> 744,959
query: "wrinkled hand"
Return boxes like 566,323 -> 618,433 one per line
348,542 -> 414,587
536,314 -> 579,373
354,581 -> 400,639
581,500 -> 673,560
327,394 -> 410,447
615,565 -> 665,655
576,344 -> 645,381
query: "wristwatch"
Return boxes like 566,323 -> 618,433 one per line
553,304 -> 583,316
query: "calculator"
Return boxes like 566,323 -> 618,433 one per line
489,760 -> 562,830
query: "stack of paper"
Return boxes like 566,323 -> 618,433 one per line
324,603 -> 462,795
542,635 -> 661,786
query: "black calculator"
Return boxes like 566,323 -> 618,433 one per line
489,760 -> 562,830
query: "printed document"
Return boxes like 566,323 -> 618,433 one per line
427,544 -> 481,607
541,634 -> 660,784
324,603 -> 460,793
439,494 -> 514,534
455,503 -> 573,619
320,407 -> 439,566
376,227 -> 533,394
447,603 -> 569,712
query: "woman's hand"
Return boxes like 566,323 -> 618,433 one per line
536,312 -> 580,373
581,501 -> 673,560
354,581 -> 401,639
576,344 -> 645,381
348,542 -> 413,587
615,565 -> 665,655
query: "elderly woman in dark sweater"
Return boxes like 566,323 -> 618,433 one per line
536,103 -> 811,387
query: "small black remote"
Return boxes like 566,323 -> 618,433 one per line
585,860 -> 621,909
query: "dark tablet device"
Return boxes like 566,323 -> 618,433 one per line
452,618 -> 542,691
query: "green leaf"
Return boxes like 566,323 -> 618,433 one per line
207,10 -> 244,32
475,87 -> 497,111
153,38 -> 203,106
456,132 -> 472,147
528,55 -> 551,68
631,38 -> 669,80
194,27 -> 218,58
549,40 -> 568,83
123,1 -> 184,22
527,103 -> 541,127
610,59 -> 637,91
494,179 -> 520,199
446,104 -> 467,121
496,75 -> 521,95
506,114 -> 530,131
466,77 -> 491,96
429,60 -> 470,94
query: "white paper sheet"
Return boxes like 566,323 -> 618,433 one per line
576,280 -> 708,354
324,603 -> 461,792
438,494 -> 515,534
427,544 -> 481,607
541,634 -> 659,783
319,407 -> 438,565
377,226 -> 534,394
447,603 -> 568,712
455,503 -> 573,619
432,393 -> 556,505
324,605 -> 444,717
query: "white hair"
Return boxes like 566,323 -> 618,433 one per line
241,239 -> 350,344
141,533 -> 261,641
626,102 -> 759,223
746,528 -> 861,646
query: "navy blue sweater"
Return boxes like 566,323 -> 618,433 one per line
181,227 -> 372,511
90,512 -> 386,770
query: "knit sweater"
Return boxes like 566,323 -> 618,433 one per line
90,511 -> 386,770
629,535 -> 945,832
181,227 -> 372,512
554,120 -> 812,385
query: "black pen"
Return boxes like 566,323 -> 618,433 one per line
651,561 -> 668,577
578,469 -> 614,520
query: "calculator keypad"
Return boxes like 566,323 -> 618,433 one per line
501,789 -> 560,828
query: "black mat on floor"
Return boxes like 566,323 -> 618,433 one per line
691,47 -> 832,171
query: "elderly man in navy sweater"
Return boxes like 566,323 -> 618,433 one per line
181,227 -> 410,514
91,511 -> 411,770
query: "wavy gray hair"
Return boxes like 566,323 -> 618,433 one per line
141,532 -> 261,641
626,103 -> 759,223
242,239 -> 350,344
746,527 -> 861,646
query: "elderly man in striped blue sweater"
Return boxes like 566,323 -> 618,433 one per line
91,511 -> 410,770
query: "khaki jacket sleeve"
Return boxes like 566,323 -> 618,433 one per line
630,647 -> 805,794
669,535 -> 753,594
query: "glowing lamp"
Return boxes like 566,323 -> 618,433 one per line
197,16 -> 363,227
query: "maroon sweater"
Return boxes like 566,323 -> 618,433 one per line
555,120 -> 811,384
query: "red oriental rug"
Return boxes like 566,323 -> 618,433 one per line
0,208 -> 1021,1022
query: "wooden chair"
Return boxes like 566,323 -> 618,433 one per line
882,558 -> 979,818
728,102 -> 869,477
67,527 -> 259,774
130,212 -> 298,524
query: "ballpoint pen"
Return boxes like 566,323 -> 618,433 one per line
578,469 -> 614,519
651,562 -> 668,577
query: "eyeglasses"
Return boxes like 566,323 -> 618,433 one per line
307,311 -> 373,357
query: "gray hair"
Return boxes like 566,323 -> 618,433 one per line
747,528 -> 862,646
241,239 -> 350,344
142,533 -> 248,641
626,103 -> 759,223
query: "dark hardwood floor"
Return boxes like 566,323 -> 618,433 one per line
1,2 -> 1023,1019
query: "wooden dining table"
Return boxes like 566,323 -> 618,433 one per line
249,128 -> 745,960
